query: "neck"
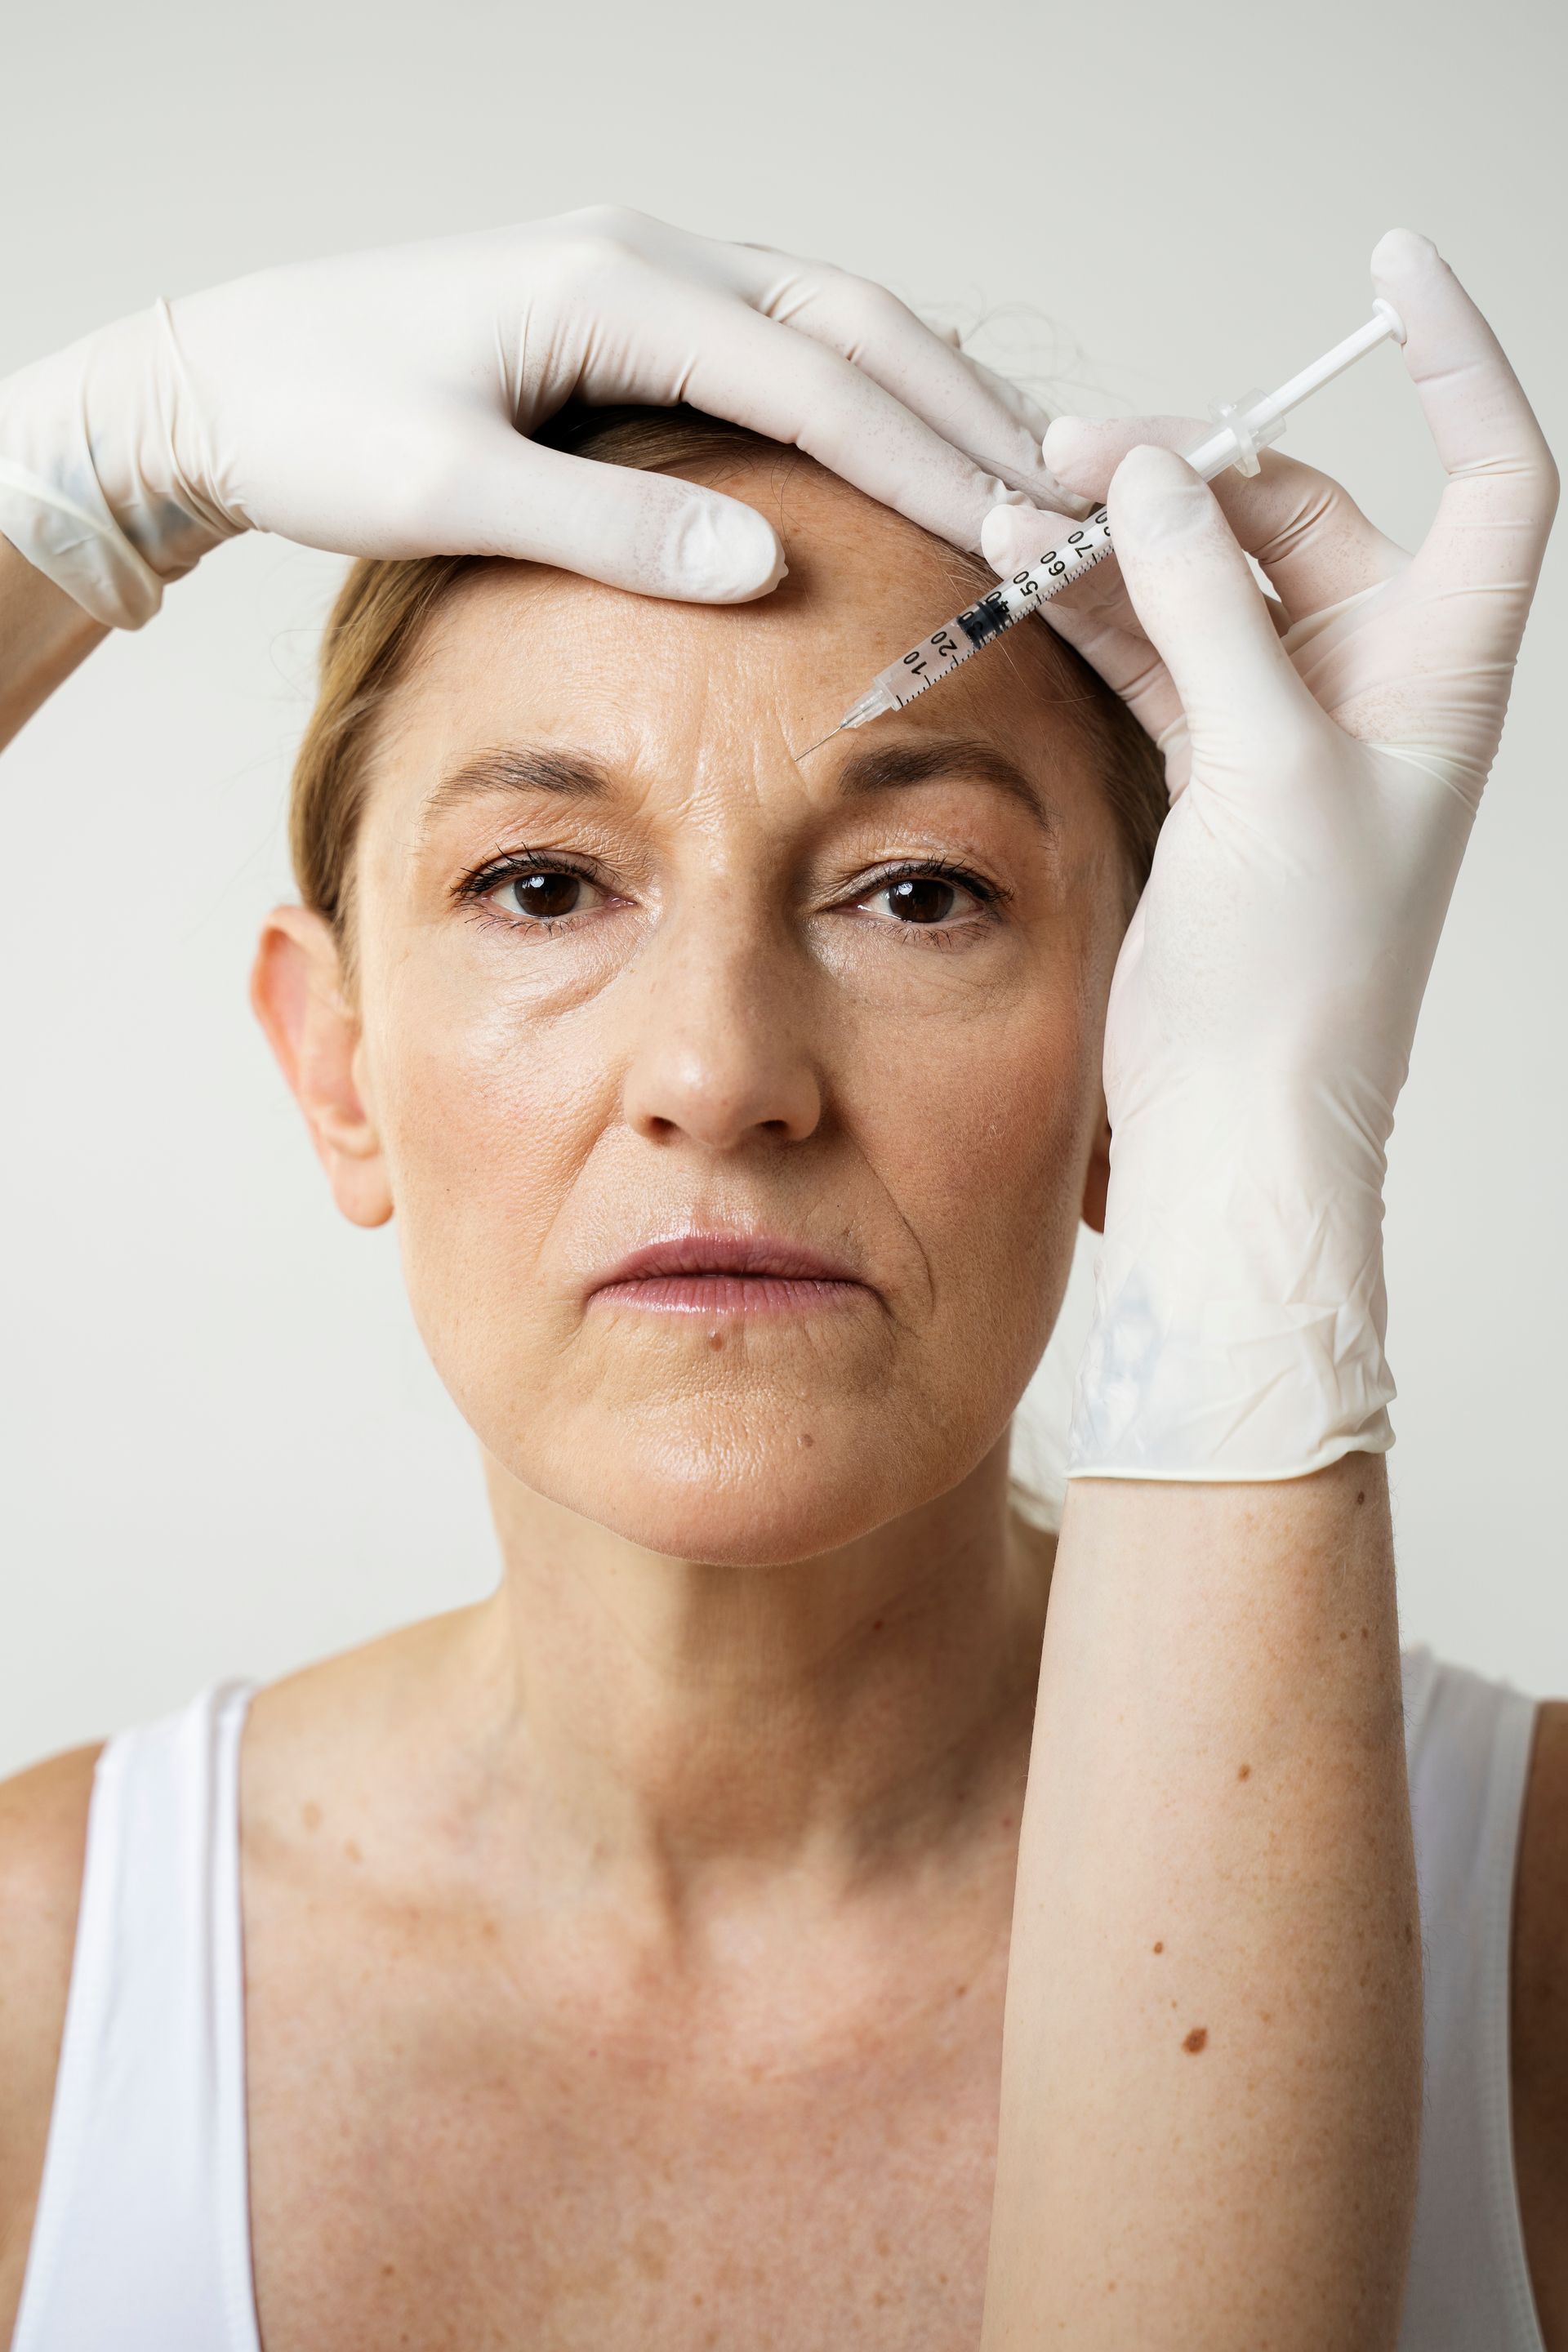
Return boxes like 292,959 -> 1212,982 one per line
443,1439 -> 1050,1899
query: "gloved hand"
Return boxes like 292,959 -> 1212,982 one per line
982,230 -> 1558,1480
0,206 -> 1071,630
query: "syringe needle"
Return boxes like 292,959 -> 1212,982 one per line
794,684 -> 900,757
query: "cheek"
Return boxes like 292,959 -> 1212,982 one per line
349,889 -> 1112,1527
848,964 -> 1102,1325
360,965 -> 608,1363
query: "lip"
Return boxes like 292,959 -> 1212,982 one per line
586,1231 -> 873,1316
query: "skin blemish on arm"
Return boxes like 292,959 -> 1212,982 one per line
301,1801 -> 322,1832
1183,2027 -> 1209,2055
1152,1941 -> 1165,1954
1237,1763 -> 1252,1781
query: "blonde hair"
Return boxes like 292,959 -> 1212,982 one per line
288,404 -> 1167,965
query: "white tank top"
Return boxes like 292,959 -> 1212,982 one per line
9,1649 -> 1548,2350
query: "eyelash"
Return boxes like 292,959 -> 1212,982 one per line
853,857 -> 1006,947
453,849 -> 1008,942
456,850 -> 603,920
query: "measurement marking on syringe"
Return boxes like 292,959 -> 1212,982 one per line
885,510 -> 1116,708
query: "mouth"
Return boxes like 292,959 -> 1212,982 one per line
586,1231 -> 874,1316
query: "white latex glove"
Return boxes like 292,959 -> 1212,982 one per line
0,206 -> 1071,630
982,229 -> 1557,1480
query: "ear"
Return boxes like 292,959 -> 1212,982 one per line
1080,1096 -> 1111,1236
250,906 -> 393,1230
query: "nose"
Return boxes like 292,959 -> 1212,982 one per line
621,887 -> 823,1152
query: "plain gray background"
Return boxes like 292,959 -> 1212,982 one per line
2,0 -> 1562,1775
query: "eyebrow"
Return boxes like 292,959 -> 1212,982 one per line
416,733 -> 1057,842
417,746 -> 614,840
831,737 -> 1057,841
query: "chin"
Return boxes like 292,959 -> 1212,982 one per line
511,1404 -> 958,1567
586,1484 -> 889,1570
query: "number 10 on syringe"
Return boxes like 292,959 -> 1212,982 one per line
843,513 -> 1116,730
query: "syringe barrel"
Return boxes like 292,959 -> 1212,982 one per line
866,506 -> 1116,714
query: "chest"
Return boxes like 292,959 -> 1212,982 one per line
243,1913 -> 1008,2352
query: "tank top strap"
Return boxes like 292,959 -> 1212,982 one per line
10,1652 -> 1551,2349
1398,1644 -> 1546,2352
12,1678 -> 262,2352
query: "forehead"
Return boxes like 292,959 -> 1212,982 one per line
378,457 -> 1091,817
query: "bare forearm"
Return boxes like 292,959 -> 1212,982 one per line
984,1454 -> 1419,2350
0,534 -> 104,750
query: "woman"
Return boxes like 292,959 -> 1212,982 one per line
0,212 -> 1557,2349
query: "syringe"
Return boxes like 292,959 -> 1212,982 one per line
810,296 -> 1407,748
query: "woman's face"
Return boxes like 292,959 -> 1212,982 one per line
288,461 -> 1128,1565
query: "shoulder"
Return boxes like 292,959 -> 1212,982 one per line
1512,1701 -> 1568,2345
1512,1699 -> 1568,2085
0,1740 -> 104,2334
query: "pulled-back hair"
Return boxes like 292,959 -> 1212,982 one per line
288,404 -> 1167,964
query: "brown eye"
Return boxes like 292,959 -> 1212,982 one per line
487,867 -> 602,923
855,864 -> 996,934
883,875 -> 958,925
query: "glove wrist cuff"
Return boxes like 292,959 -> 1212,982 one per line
1067,1108 -> 1395,1481
0,306 -> 233,630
